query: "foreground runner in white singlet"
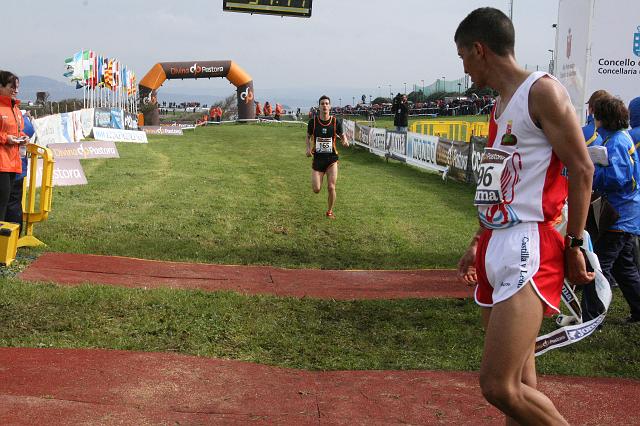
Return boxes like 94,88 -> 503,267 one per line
454,8 -> 595,425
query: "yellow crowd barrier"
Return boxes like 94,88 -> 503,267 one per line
19,144 -> 54,247
410,120 -> 490,141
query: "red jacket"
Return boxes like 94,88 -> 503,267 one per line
0,95 -> 24,173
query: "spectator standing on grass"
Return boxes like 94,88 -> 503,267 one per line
255,101 -> 262,118
5,110 -> 33,228
455,8 -> 594,425
264,101 -> 272,117
588,96 -> 640,324
0,71 -> 29,223
275,103 -> 283,121
578,90 -> 610,322
394,94 -> 409,132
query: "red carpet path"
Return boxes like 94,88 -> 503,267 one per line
5,252 -> 638,425
19,252 -> 472,300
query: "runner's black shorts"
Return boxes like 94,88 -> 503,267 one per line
312,153 -> 339,173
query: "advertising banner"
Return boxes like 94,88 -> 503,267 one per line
27,158 -> 87,187
52,159 -> 88,186
555,0 -> 591,121
141,126 -> 184,136
33,114 -> 66,145
71,110 -> 83,141
369,127 -> 387,157
80,108 -> 95,137
386,131 -> 407,161
469,136 -> 487,184
237,82 -> 255,121
585,0 -> 640,110
94,108 -> 112,128
160,61 -> 231,80
60,113 -> 74,143
406,132 -> 445,172
48,141 -> 119,160
354,124 -> 370,146
342,119 -> 355,142
92,127 -> 148,143
437,138 -> 472,183
110,108 -> 124,129
124,112 -> 139,130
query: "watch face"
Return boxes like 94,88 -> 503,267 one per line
567,236 -> 583,247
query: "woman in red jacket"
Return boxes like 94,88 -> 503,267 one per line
0,71 -> 29,220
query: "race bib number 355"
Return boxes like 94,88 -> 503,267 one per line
315,137 -> 333,153
474,148 -> 511,206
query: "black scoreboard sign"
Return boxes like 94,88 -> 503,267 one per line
223,0 -> 312,18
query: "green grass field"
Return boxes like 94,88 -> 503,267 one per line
36,122 -> 479,269
1,122 -> 638,378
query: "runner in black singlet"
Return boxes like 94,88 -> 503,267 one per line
306,95 -> 349,219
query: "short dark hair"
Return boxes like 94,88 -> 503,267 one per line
318,95 -> 330,105
454,7 -> 515,57
586,89 -> 610,110
593,97 -> 629,131
0,70 -> 19,88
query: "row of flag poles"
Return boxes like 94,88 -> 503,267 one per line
64,50 -> 138,115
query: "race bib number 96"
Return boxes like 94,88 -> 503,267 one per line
315,137 -> 333,153
474,148 -> 511,205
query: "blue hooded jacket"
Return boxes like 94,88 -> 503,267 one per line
593,128 -> 640,234
629,96 -> 640,148
582,114 -> 603,146
17,113 -> 34,180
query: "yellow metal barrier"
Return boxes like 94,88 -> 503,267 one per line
19,144 -> 54,247
469,121 -> 490,138
410,119 -> 490,140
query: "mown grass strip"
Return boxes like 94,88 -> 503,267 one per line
0,279 -> 638,378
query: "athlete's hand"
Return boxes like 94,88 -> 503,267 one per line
306,148 -> 312,157
564,247 -> 596,285
341,139 -> 349,148
457,244 -> 478,285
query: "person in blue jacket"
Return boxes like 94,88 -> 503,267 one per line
582,90 -> 610,147
629,96 -> 640,148
585,97 -> 640,324
5,110 -> 33,228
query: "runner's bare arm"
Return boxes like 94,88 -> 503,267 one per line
340,132 -> 349,147
457,227 -> 484,285
529,77 -> 595,285
305,133 -> 313,157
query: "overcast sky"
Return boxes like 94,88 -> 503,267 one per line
6,0 -> 559,100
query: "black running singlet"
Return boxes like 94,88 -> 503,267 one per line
307,116 -> 344,155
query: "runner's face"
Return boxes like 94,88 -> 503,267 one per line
319,99 -> 331,113
457,43 -> 485,88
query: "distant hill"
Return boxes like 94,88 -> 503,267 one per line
20,75 -> 80,101
18,75 -> 380,110
18,75 -> 230,106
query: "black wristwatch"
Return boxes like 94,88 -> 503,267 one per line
565,234 -> 584,248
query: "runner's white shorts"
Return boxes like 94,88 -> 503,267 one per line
474,222 -> 564,316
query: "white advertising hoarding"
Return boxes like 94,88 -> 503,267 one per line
556,0 -> 640,123
585,1 -> 640,110
555,0 -> 592,121
92,127 -> 148,143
